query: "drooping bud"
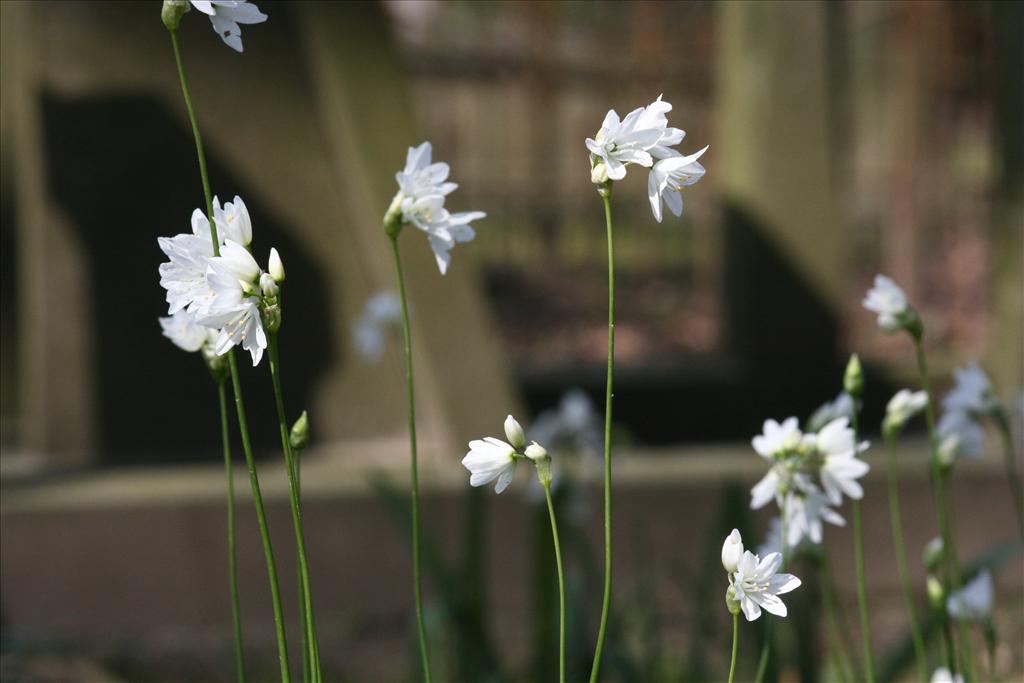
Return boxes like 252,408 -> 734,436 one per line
161,0 -> 190,31
844,354 -> 864,400
721,529 -> 744,573
290,410 -> 310,451
268,247 -> 285,283
504,415 -> 526,450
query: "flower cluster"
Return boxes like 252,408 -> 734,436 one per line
157,196 -> 284,366
750,416 -> 869,548
462,415 -> 551,493
722,529 -> 801,622
936,362 -> 998,467
585,95 -> 707,222
384,142 -> 486,275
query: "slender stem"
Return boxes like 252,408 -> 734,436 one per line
993,409 -> 1024,539
588,190 -> 615,683
755,499 -> 788,683
268,336 -> 321,683
170,29 -> 291,682
296,444 -> 310,683
219,380 -> 247,683
388,236 -> 432,683
849,407 -> 876,683
728,612 -> 740,683
543,482 -> 566,683
819,554 -> 854,683
884,434 -> 929,682
913,337 -> 961,676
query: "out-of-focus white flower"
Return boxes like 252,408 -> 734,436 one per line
943,361 -> 999,417
730,550 -> 801,621
722,529 -> 744,573
884,389 -> 930,435
462,437 -> 517,494
213,195 -> 252,246
352,291 -> 402,363
647,146 -> 708,222
159,309 -> 215,352
946,570 -> 993,621
937,411 -> 985,466
785,489 -> 845,547
757,516 -> 809,557
158,209 -> 218,315
807,392 -> 856,434
815,417 -> 870,504
387,142 -> 485,275
752,417 -> 803,458
923,537 -> 945,571
190,1 -> 267,53
585,95 -> 684,183
530,389 -> 603,459
504,415 -> 526,450
930,667 -> 965,683
862,274 -> 910,333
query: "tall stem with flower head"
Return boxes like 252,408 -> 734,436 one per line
169,27 -> 291,682
388,235 -> 432,683
218,380 -> 247,683
588,186 -> 616,683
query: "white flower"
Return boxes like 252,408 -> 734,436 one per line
722,529 -> 744,573
213,195 -> 252,247
930,667 -> 965,683
946,570 -> 993,621
750,465 -> 788,510
504,415 -> 526,450
807,392 -> 855,434
199,240 -> 268,366
752,417 -> 804,459
885,389 -> 930,433
943,361 -> 999,417
585,96 -> 682,182
189,1 -> 267,53
462,437 -> 517,493
862,274 -> 909,333
268,247 -> 285,282
815,417 -> 870,505
730,550 -> 801,621
785,489 -> 845,547
159,309 -> 215,353
352,291 -> 402,363
157,209 -> 217,315
389,142 -> 486,275
937,411 -> 984,465
647,146 -> 708,222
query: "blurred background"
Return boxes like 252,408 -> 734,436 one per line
1,1 -> 1021,681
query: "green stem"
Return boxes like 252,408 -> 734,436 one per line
849,407 -> 876,683
884,434 -> 929,682
993,409 -> 1024,540
913,337 -> 961,676
588,190 -> 616,683
170,29 -> 291,682
728,612 -> 739,683
268,336 -> 321,683
296,444 -> 310,683
388,236 -> 432,683
219,380 -> 247,683
819,553 -> 854,683
543,482 -> 566,683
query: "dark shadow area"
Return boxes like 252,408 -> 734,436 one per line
40,92 -> 334,463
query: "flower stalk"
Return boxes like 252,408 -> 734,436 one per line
219,379 -> 246,683
541,478 -> 566,683
728,611 -> 739,683
388,235 -> 432,682
169,27 -> 291,682
588,185 -> 615,683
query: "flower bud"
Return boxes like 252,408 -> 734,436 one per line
268,247 -> 285,283
504,415 -> 526,450
383,193 -> 404,240
260,272 -> 279,298
290,410 -> 310,451
261,301 -> 281,334
590,162 -> 609,185
721,529 -> 744,573
525,441 -> 548,461
923,537 -> 945,572
927,575 -> 945,608
844,354 -> 864,399
161,0 -> 190,31
725,584 -> 741,616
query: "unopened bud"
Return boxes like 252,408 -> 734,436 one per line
289,410 -> 309,451
268,247 -> 285,283
590,161 -> 609,185
504,415 -> 526,450
383,193 -> 404,240
525,441 -> 548,461
161,0 -> 190,31
722,529 -> 744,573
725,584 -> 740,616
260,272 -> 279,298
844,354 -> 864,399
261,301 -> 281,334
927,575 -> 945,608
